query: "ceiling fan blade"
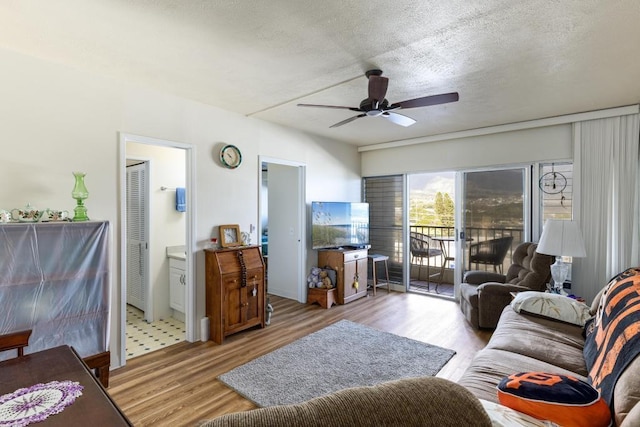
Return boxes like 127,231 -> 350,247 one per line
390,92 -> 459,110
297,103 -> 361,112
382,112 -> 416,127
368,75 -> 388,104
329,114 -> 366,128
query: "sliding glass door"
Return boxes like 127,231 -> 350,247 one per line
404,168 -> 528,295
407,172 -> 456,297
458,167 -> 529,278
365,164 -> 566,297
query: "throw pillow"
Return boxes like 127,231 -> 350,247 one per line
511,291 -> 592,326
497,372 -> 610,427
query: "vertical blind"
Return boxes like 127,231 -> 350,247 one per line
363,175 -> 404,283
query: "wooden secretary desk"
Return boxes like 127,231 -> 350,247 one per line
204,246 -> 266,344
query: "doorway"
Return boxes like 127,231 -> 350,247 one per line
119,133 -> 195,366
407,167 -> 529,295
407,171 -> 456,298
459,167 -> 529,274
259,157 -> 306,303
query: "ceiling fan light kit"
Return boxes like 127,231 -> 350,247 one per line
297,69 -> 459,128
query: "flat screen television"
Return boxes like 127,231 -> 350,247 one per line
311,201 -> 369,249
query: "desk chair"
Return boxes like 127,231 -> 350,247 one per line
0,329 -> 32,357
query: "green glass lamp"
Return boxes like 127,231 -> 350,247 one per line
71,172 -> 90,221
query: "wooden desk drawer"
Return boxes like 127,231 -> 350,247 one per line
343,249 -> 367,263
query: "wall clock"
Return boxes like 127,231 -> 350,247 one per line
219,144 -> 242,169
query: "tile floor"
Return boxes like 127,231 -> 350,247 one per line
126,305 -> 185,359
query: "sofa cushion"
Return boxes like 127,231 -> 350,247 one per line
478,399 -> 554,427
511,291 -> 592,326
613,355 -> 640,427
620,398 -> 640,427
458,348 -> 588,404
485,307 -> 588,376
497,372 -> 610,427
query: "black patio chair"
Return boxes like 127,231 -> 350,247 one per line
468,236 -> 514,274
410,232 -> 443,291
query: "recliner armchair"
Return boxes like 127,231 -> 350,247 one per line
459,242 -> 554,329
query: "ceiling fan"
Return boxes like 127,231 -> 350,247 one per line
297,69 -> 459,128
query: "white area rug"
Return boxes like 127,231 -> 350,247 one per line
218,319 -> 456,406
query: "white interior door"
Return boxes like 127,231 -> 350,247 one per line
265,162 -> 305,302
126,163 -> 149,316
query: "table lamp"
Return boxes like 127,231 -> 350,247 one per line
536,219 -> 586,292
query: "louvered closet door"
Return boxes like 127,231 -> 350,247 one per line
126,163 -> 148,312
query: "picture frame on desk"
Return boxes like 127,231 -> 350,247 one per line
219,224 -> 242,248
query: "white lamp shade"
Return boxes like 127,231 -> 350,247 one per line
537,219 -> 587,258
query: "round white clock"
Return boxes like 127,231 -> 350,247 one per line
220,144 -> 242,169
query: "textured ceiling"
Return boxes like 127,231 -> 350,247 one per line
0,0 -> 639,146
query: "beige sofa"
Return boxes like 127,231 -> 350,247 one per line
459,277 -> 640,426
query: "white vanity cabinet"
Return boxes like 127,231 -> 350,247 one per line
169,258 -> 186,313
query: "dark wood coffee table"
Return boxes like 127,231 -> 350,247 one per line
0,345 -> 132,426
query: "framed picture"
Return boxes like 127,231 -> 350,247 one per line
219,224 -> 242,248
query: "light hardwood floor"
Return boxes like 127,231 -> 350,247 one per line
108,291 -> 492,426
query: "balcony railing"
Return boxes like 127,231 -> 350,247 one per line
366,225 -> 525,290
409,225 -> 524,277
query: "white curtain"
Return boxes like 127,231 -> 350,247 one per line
573,114 -> 640,303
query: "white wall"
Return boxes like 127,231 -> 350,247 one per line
361,124 -> 573,176
0,48 -> 361,368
